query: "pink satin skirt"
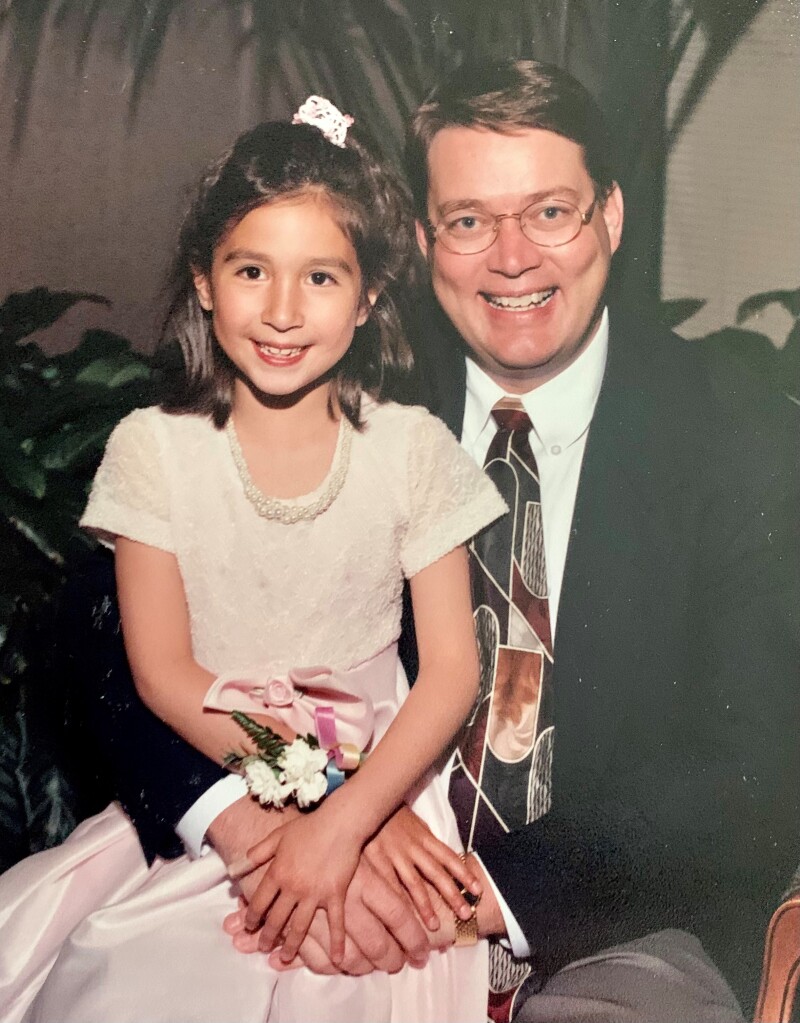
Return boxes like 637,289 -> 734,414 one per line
0,647 -> 487,1022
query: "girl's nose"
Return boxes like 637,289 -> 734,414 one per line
262,279 -> 303,331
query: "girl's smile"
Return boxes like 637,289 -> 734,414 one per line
193,191 -> 373,408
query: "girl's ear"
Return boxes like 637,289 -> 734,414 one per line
356,287 -> 379,328
192,268 -> 213,311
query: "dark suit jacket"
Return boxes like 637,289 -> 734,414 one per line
66,300 -> 798,1012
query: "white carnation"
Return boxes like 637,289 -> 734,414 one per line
294,771 -> 329,809
244,760 -> 293,807
279,739 -> 329,784
279,739 -> 329,808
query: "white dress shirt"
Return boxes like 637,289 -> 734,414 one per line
178,309 -> 610,956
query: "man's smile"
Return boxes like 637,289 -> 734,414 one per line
481,287 -> 557,311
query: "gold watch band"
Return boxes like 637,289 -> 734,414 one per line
453,909 -> 479,946
453,852 -> 481,946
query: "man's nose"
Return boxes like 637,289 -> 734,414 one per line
262,279 -> 303,331
487,216 -> 545,276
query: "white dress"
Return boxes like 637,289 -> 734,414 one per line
0,398 -> 506,1023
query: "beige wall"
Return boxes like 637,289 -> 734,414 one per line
2,6 -> 797,355
662,0 -> 800,345
1,9 -> 275,353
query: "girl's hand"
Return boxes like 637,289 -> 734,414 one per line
239,807 -> 360,965
364,805 -> 482,931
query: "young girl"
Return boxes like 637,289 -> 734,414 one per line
0,101 -> 505,1022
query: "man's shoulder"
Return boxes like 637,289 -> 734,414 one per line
609,306 -> 798,458
613,315 -> 795,512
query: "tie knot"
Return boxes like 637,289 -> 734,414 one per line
491,398 -> 531,435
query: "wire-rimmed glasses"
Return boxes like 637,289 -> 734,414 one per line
429,196 -> 599,255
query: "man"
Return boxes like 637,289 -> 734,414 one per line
72,60 -> 798,1021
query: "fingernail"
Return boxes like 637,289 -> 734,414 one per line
410,955 -> 429,969
227,856 -> 255,879
458,904 -> 473,920
470,881 -> 482,895
427,916 -> 440,931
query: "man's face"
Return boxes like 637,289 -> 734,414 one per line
416,126 -> 623,392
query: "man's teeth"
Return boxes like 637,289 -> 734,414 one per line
256,344 -> 304,357
485,288 -> 556,310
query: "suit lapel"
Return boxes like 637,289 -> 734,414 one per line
552,315 -> 697,788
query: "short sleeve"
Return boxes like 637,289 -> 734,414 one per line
400,411 -> 507,578
80,408 -> 175,553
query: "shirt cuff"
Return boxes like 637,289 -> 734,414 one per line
175,774 -> 249,858
472,851 -> 532,959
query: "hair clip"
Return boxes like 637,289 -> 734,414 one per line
292,95 -> 354,149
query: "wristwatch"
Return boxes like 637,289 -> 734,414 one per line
453,853 -> 482,947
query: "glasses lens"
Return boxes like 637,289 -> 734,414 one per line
436,210 -> 495,254
520,200 -> 582,247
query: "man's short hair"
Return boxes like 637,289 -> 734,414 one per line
405,59 -> 616,218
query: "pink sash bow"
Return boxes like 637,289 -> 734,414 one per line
203,664 -> 376,754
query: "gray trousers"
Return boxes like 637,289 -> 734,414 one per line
514,930 -> 745,1023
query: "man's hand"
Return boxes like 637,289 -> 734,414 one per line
364,805 -> 481,931
207,794 -> 299,904
226,854 -> 432,975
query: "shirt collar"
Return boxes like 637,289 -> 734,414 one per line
463,307 -> 609,453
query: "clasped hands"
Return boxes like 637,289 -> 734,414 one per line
223,803 -> 483,976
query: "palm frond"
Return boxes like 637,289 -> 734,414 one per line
1,0 -> 56,149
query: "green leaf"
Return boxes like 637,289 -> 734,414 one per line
736,288 -> 800,324
2,454 -> 47,500
37,423 -> 114,471
74,355 -> 146,386
3,514 -> 64,565
105,362 -> 151,388
0,288 -> 110,345
659,298 -> 706,329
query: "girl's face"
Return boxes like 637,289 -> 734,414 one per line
194,192 -> 373,407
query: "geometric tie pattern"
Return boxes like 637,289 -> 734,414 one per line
449,399 -> 554,1022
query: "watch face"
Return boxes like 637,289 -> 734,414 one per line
460,886 -> 481,908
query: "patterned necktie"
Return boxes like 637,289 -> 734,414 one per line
449,398 -> 555,1022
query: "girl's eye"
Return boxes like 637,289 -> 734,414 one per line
239,265 -> 263,281
309,271 -> 335,286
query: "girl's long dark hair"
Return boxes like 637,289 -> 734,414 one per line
160,120 -> 415,428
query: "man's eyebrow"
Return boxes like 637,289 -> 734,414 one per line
222,250 -> 355,275
437,187 -> 583,216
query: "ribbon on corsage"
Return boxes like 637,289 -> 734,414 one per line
206,665 -> 372,808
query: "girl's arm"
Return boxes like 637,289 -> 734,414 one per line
242,544 -> 482,962
115,536 -> 294,763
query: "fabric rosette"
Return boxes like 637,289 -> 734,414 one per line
207,662 -> 375,809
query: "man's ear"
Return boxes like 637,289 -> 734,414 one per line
415,220 -> 430,261
356,287 -> 379,328
192,269 -> 213,311
601,184 -> 624,255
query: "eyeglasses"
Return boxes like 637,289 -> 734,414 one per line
429,197 -> 599,255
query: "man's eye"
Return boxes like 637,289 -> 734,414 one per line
530,203 -> 573,224
444,213 -> 489,235
309,271 -> 334,286
541,205 -> 566,220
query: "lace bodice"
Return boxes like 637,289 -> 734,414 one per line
81,400 -> 506,675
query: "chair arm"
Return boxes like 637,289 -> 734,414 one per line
754,891 -> 800,1022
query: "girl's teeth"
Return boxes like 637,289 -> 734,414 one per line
486,288 -> 556,310
258,344 -> 304,356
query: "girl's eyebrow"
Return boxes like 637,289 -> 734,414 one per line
223,249 -> 356,276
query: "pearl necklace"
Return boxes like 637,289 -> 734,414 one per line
225,416 -> 352,524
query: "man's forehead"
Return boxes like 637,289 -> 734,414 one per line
425,125 -> 592,208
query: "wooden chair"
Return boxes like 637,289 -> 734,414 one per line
755,887 -> 800,1022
